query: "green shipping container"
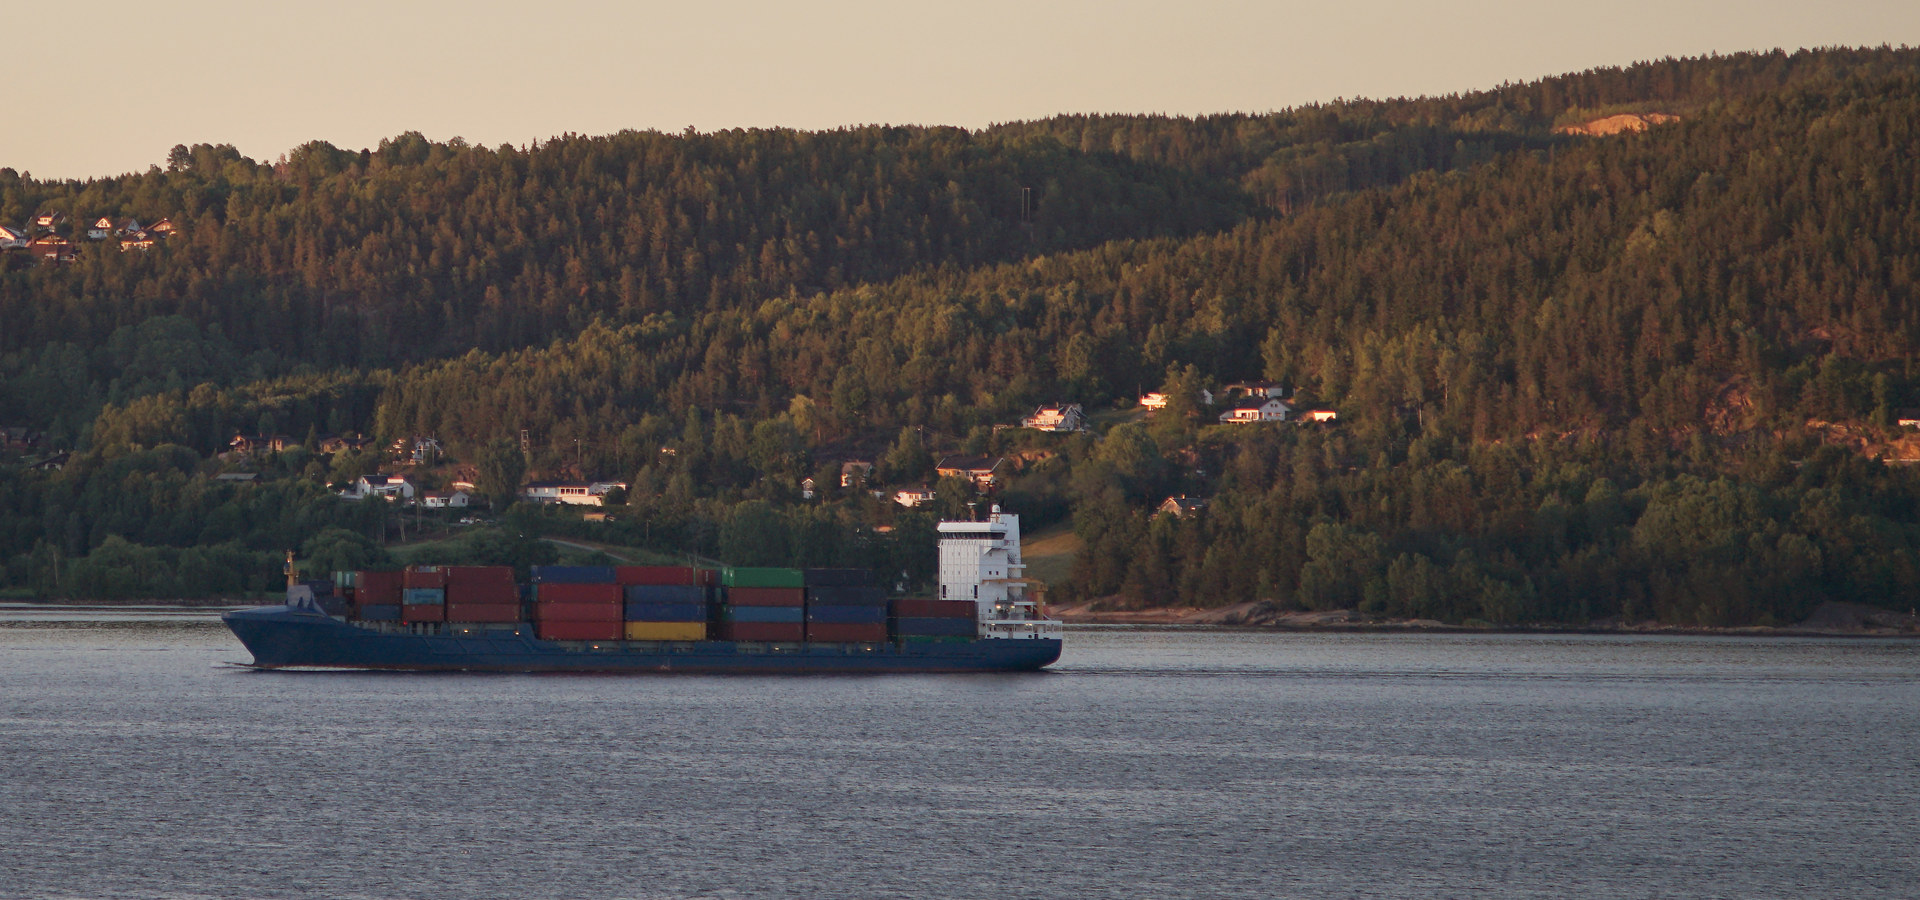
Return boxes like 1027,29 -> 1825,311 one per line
721,567 -> 805,588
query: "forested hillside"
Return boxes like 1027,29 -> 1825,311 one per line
4,47 -> 1919,623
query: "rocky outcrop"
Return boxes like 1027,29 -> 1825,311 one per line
1555,112 -> 1681,136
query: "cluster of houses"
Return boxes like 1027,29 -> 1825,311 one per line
0,212 -> 178,263
333,474 -> 630,509
1140,381 -> 1337,424
0,426 -> 67,470
205,383 -> 1340,517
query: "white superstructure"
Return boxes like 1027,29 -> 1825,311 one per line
937,506 -> 1063,640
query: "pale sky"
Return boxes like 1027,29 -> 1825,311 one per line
9,0 -> 1919,180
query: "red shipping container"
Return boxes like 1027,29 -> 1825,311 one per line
535,582 -> 622,604
446,581 -> 519,605
445,603 -> 523,623
402,603 -> 446,623
403,566 -> 448,589
445,565 -> 515,586
357,570 -> 404,606
537,621 -> 624,641
726,587 -> 805,607
891,598 -> 978,618
701,569 -> 719,587
614,566 -> 701,586
534,601 -> 623,622
806,623 -> 888,643
719,622 -> 805,642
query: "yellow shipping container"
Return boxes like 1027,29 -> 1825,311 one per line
624,621 -> 706,641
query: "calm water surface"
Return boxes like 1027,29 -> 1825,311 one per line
1,606 -> 1916,899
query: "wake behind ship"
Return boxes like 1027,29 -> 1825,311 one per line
224,507 -> 1061,673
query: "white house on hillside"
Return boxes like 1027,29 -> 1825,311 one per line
523,481 -> 628,507
346,474 -> 417,501
421,490 -> 472,509
1022,403 -> 1086,432
893,487 -> 936,508
1219,398 -> 1291,424
1140,389 -> 1215,410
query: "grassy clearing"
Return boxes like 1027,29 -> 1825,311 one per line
1021,520 -> 1081,587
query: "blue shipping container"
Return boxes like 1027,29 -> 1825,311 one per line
358,604 -> 402,621
301,579 -> 336,597
729,605 -> 805,624
402,588 -> 446,606
893,616 -> 977,637
805,585 -> 887,606
531,565 -> 617,584
806,604 -> 888,624
624,584 -> 705,604
623,601 -> 707,622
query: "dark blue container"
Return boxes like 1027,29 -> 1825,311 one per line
806,604 -> 888,624
301,579 -> 336,597
624,584 -> 705,604
893,616 -> 977,637
804,585 -> 887,606
623,601 -> 707,622
729,605 -> 805,624
318,597 -> 351,616
531,565 -> 617,584
357,604 -> 402,621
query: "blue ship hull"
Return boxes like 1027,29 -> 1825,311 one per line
223,606 -> 1061,673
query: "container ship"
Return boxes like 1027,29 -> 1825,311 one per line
223,507 -> 1062,673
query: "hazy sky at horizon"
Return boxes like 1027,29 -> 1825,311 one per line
9,0 -> 1920,180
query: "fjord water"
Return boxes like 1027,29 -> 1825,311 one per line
2,608 -> 1914,900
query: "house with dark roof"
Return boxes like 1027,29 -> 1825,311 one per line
229,433 -> 292,455
29,235 -> 74,263
1222,380 -> 1287,399
348,474 -> 417,501
935,454 -> 1006,489
1021,403 -> 1086,432
1156,496 -> 1209,518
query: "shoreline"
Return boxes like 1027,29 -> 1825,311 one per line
1047,600 -> 1920,639
0,597 -> 263,609
8,597 -> 1917,639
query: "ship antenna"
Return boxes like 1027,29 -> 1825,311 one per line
966,500 -> 979,521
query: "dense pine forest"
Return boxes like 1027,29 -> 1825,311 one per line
4,46 -> 1919,624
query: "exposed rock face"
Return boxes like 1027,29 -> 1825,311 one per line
1555,112 -> 1681,136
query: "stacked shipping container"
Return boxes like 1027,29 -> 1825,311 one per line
718,568 -> 806,641
401,566 -> 447,623
891,598 -> 980,640
343,563 -> 982,645
618,566 -> 709,641
803,568 -> 887,643
354,570 -> 404,621
444,566 -> 521,623
532,566 -> 624,640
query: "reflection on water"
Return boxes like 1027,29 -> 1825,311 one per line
1,607 -> 1914,899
